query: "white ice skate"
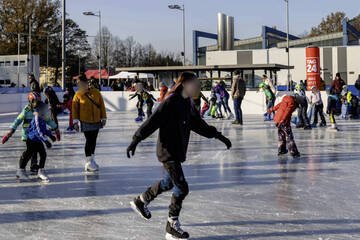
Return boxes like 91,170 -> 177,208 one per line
91,154 -> 99,169
16,169 -> 30,181
327,123 -> 339,132
37,169 -> 50,182
227,112 -> 234,120
165,217 -> 189,240
85,156 -> 99,172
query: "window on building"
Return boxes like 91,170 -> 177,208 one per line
13,61 -> 18,66
0,62 -> 4,67
5,61 -> 11,66
20,61 -> 26,66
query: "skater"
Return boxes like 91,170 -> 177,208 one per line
29,74 -> 41,94
295,94 -> 311,130
327,89 -> 339,131
44,86 -> 62,139
261,75 -> 276,93
2,92 -> 58,174
72,75 -> 107,172
59,92 -> 74,131
214,81 -> 233,119
158,82 -> 168,102
129,83 -> 157,120
309,86 -> 326,127
204,88 -> 217,118
127,71 -> 232,240
258,81 -> 276,121
355,74 -> 360,96
267,94 -> 301,158
192,90 -> 208,113
16,101 -> 57,182
231,73 -> 246,125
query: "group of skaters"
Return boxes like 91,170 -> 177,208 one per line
2,74 -> 106,182
3,70 -> 360,240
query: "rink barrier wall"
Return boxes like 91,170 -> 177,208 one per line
0,91 -> 329,115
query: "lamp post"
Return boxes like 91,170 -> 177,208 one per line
285,0 -> 291,91
62,0 -> 66,90
83,11 -> 102,84
168,4 -> 185,66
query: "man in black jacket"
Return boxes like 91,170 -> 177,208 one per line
29,74 -> 41,94
127,72 -> 231,240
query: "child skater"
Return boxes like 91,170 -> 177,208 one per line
59,92 -> 74,131
129,83 -> 156,121
258,82 -> 275,121
267,94 -> 301,158
127,72 -> 232,240
309,86 -> 326,127
2,92 -> 58,175
20,101 -> 57,182
327,89 -> 339,131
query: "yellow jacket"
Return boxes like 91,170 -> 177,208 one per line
72,87 -> 107,123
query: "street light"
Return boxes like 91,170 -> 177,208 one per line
83,10 -> 102,84
284,0 -> 291,91
168,4 -> 185,66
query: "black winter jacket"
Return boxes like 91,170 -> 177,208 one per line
132,92 -> 221,163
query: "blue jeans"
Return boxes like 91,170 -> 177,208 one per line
233,98 -> 243,123
222,95 -> 232,113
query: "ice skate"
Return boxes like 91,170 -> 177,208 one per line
278,149 -> 288,156
130,195 -> 151,220
85,156 -> 99,172
227,112 -> 234,120
165,217 -> 189,240
319,122 -> 326,127
66,126 -> 75,131
37,169 -> 50,182
303,125 -> 312,130
91,154 -> 99,170
16,169 -> 30,181
291,152 -> 301,158
135,116 -> 143,122
327,123 -> 339,131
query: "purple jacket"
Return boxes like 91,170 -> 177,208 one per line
214,84 -> 229,99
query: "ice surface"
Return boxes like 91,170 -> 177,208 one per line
0,112 -> 360,240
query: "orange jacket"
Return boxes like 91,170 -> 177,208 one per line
269,95 -> 297,125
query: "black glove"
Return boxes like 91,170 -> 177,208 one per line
127,140 -> 138,158
45,141 -> 52,149
48,134 -> 56,142
217,134 -> 232,149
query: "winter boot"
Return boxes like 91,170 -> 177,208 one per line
165,217 -> 189,240
16,169 -> 29,181
130,195 -> 152,220
37,169 -> 50,182
85,156 -> 98,172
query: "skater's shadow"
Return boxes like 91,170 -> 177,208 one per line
189,219 -> 360,239
0,206 -> 168,224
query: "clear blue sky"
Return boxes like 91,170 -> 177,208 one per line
67,0 -> 360,61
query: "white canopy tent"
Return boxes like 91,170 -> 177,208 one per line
109,71 -> 154,80
109,71 -> 137,79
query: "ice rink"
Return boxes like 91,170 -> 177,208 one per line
0,112 -> 360,240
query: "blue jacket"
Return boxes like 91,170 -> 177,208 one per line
26,113 -> 52,143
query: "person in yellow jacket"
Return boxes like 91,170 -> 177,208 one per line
72,75 -> 107,172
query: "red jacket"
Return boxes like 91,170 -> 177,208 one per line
158,86 -> 168,102
269,95 -> 297,125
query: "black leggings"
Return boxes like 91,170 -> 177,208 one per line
84,130 -> 99,157
19,139 -> 46,169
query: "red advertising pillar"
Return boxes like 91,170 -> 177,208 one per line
306,47 -> 321,90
